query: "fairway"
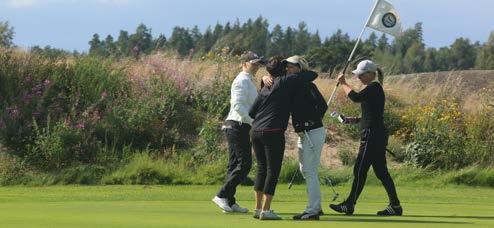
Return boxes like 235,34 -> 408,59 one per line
0,184 -> 493,227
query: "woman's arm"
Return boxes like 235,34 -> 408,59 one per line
231,79 -> 253,123
337,73 -> 370,103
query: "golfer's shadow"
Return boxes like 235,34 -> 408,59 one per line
277,213 -> 474,224
347,213 -> 494,220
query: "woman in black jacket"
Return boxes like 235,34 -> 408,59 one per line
329,60 -> 402,216
284,56 -> 328,221
249,56 -> 318,220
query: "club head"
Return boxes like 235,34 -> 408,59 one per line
288,183 -> 293,189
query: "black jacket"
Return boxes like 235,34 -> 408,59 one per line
291,82 -> 328,132
348,81 -> 385,129
249,71 -> 318,131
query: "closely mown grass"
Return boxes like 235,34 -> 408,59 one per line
1,184 -> 493,227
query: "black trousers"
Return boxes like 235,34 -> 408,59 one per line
252,130 -> 285,196
347,127 -> 401,206
216,120 -> 252,206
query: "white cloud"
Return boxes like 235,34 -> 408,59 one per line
5,0 -> 134,8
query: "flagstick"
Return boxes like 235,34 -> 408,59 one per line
326,0 -> 381,107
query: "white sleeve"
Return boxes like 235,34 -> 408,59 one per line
231,79 -> 252,123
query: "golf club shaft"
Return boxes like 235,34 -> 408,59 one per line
288,168 -> 299,189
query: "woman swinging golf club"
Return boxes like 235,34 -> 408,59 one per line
329,60 -> 403,216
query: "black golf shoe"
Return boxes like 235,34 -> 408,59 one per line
377,205 -> 403,216
329,201 -> 354,215
293,212 -> 320,220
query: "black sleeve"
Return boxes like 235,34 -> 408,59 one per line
283,70 -> 318,87
348,83 -> 376,103
309,83 -> 328,118
249,94 -> 262,119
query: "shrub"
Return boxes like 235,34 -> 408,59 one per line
278,159 -> 303,184
0,153 -> 34,185
191,118 -> 226,163
103,152 -> 176,185
387,135 -> 406,162
194,76 -> 231,119
442,166 -> 494,187
26,118 -> 98,170
398,100 -> 467,169
46,165 -> 107,185
464,105 -> 494,167
337,145 -> 356,166
0,50 -> 203,170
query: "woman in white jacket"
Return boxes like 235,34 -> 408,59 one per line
212,51 -> 265,213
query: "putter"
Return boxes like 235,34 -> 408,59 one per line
288,169 -> 299,189
323,177 -> 340,201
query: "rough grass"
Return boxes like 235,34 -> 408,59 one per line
0,185 -> 493,227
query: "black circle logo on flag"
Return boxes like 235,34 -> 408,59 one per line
382,13 -> 397,28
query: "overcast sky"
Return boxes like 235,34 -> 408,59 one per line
1,0 -> 493,52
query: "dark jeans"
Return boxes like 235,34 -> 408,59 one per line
252,130 -> 285,196
216,120 -> 252,206
347,127 -> 400,206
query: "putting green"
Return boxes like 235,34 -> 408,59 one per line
0,184 -> 493,227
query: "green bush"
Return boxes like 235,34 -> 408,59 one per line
0,50 -> 203,170
194,75 -> 231,119
398,100 -> 467,169
0,153 -> 34,185
46,165 -> 107,185
191,119 -> 225,163
337,145 -> 356,166
464,106 -> 494,167
442,166 -> 494,187
103,152 -> 177,185
278,160 -> 303,184
27,118 -> 97,170
387,135 -> 406,162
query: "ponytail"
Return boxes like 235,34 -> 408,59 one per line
376,67 -> 384,85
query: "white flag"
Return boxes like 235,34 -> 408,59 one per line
367,0 -> 402,37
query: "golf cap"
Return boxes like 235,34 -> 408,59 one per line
240,51 -> 265,64
283,55 -> 309,71
352,60 -> 377,76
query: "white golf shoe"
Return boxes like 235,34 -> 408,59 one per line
230,204 -> 249,213
212,196 -> 232,212
259,210 -> 282,220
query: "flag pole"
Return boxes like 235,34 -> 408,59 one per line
326,0 -> 381,107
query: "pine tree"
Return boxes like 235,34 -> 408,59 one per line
475,31 -> 494,70
294,21 -> 310,55
88,33 -> 103,56
0,21 -> 15,48
267,24 -> 284,56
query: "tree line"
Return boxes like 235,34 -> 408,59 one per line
2,17 -> 494,75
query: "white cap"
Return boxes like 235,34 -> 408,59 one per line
352,60 -> 377,76
283,55 -> 309,71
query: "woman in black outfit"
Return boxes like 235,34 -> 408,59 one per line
249,56 -> 318,220
329,60 -> 402,216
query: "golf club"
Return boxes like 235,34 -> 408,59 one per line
323,177 -> 340,201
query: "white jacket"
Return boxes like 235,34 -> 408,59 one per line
225,71 -> 258,125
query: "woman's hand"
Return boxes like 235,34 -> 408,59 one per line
337,73 -> 346,85
262,75 -> 274,88
345,117 -> 360,124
